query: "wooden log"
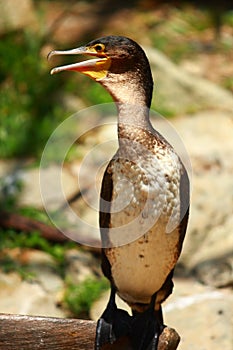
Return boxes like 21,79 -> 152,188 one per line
0,313 -> 180,350
0,314 -> 96,350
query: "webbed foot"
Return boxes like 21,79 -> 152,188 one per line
95,287 -> 132,350
130,294 -> 164,350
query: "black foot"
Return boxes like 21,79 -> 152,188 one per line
95,286 -> 132,350
130,294 -> 164,350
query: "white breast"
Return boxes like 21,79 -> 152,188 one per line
104,142 -> 182,305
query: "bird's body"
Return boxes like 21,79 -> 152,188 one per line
49,35 -> 189,350
100,123 -> 186,311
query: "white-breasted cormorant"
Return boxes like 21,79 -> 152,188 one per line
48,35 -> 189,350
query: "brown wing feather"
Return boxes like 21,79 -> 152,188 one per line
99,158 -> 114,281
178,164 -> 190,251
99,159 -> 114,231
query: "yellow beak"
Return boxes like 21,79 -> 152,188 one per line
48,46 -> 111,81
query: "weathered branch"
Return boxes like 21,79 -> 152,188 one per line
0,211 -> 68,242
0,313 -> 180,350
0,211 -> 100,252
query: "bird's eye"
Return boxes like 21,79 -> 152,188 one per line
94,44 -> 105,52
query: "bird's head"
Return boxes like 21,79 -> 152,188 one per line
48,35 -> 153,107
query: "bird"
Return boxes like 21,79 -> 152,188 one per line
48,35 -> 190,350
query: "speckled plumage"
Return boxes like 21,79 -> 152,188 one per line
100,124 -> 189,311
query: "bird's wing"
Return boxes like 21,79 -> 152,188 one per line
178,164 -> 190,250
99,158 -> 115,281
99,159 -> 114,232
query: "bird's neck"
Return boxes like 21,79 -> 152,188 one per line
99,67 -> 154,133
100,78 -> 153,130
117,103 -> 153,131
105,78 -> 151,106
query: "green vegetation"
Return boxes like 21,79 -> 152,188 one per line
1,229 -> 65,261
0,226 -> 76,280
66,73 -> 111,106
19,206 -> 51,224
0,30 -> 111,159
223,10 -> 233,26
0,31 -> 69,158
64,277 -> 109,318
150,7 -> 233,62
0,254 -> 35,280
0,226 -> 73,259
0,204 -> 76,278
223,76 -> 233,92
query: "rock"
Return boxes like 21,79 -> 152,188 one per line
4,247 -> 64,294
194,254 -> 233,288
65,248 -> 101,284
0,0 -> 37,34
16,249 -> 64,293
0,271 -> 65,317
19,164 -> 78,209
146,47 -> 233,115
191,216 -> 233,288
0,246 -> 103,319
0,248 -> 66,317
170,111 -> 233,275
0,161 -> 79,210
164,278 -> 233,350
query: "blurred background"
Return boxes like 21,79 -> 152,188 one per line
0,1 -> 233,349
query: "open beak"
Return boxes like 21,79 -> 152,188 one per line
48,46 -> 111,80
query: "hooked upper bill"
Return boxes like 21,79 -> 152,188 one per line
48,46 -> 111,80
